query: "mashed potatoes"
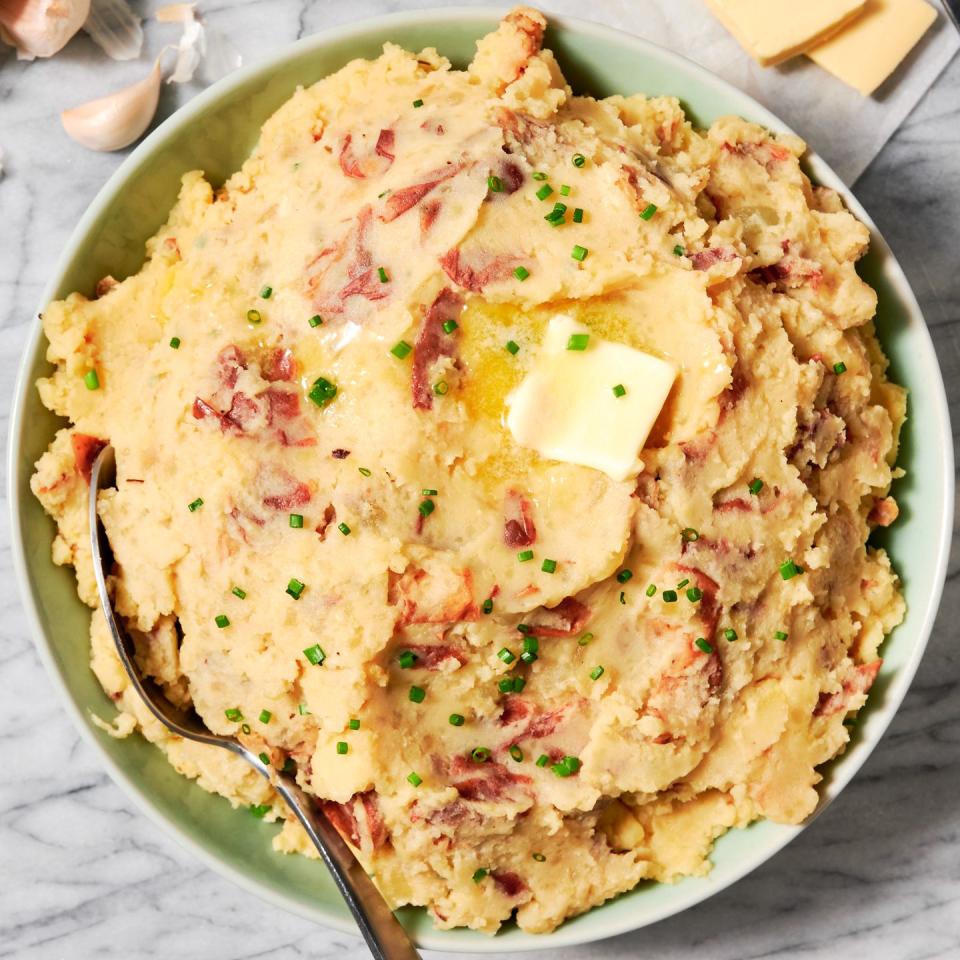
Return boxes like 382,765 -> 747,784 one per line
32,8 -> 905,934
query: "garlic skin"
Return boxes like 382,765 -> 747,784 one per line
0,0 -> 91,59
83,0 -> 142,61
60,60 -> 161,152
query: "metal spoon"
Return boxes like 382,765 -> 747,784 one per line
89,445 -> 420,960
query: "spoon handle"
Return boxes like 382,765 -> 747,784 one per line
272,776 -> 422,960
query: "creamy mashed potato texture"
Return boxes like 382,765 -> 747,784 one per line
32,8 -> 906,934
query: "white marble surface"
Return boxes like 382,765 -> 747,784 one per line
2,2 -> 960,958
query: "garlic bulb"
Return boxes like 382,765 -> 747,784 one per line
60,60 -> 161,152
0,0 -> 90,59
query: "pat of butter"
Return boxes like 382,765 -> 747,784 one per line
505,316 -> 676,482
706,0 -> 867,66
807,0 -> 936,96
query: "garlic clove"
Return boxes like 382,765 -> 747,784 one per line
83,0 -> 143,61
0,0 -> 91,59
61,60 -> 161,152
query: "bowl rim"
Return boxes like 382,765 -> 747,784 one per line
7,4 -> 954,953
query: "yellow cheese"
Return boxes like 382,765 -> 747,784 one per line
505,315 -> 676,482
807,0 -> 937,96
706,0 -> 867,66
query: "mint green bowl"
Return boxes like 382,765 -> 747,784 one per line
8,7 -> 953,951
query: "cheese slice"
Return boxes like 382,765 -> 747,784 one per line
706,0 -> 867,66
505,316 -> 676,482
807,0 -> 937,96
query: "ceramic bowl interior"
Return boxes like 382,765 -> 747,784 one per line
8,6 -> 953,952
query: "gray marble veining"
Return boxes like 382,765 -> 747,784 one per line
1,2 -> 958,958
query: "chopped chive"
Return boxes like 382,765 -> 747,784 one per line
695,637 -> 714,654
336,741 -> 348,755
225,708 -> 242,722
779,559 -> 803,580
619,591 -> 626,605
471,747 -> 491,763
509,745 -> 524,762
572,153 -> 586,167
337,522 -> 351,536
241,723 -> 251,734
289,513 -> 304,528
551,755 -> 581,777
532,852 -> 546,862
418,498 -> 435,518
522,636 -> 539,656
287,578 -> 306,599
421,488 -> 438,496
487,174 -> 503,192
512,676 -> 526,693
348,718 -> 360,730
566,332 -> 589,350
616,569 -> 633,584
215,614 -> 230,629
498,677 -> 514,694
520,649 -> 538,665
723,628 -> 738,642
645,584 -> 657,597
407,771 -> 422,786
377,266 -> 389,283
534,755 -> 550,770
187,497 -> 204,512
433,380 -> 448,396
541,558 -> 557,573
259,752 -> 270,765
442,319 -> 458,334
560,184 -> 571,196
775,630 -> 788,641
572,207 -> 584,223
640,203 -> 658,220
282,757 -> 296,774
259,709 -> 272,723
673,244 -> 684,256
377,189 -> 390,198
390,340 -> 412,359
408,685 -> 426,704
259,285 -> 273,299
578,632 -> 593,646
612,383 -> 626,398
232,586 -> 246,599
517,623 -> 532,635
309,314 -> 323,327
250,803 -> 271,818
748,478 -> 764,495
303,643 -> 325,665
358,466 -> 372,477
536,184 -> 554,201
676,579 -> 689,589
532,171 -> 547,181
482,598 -> 494,614
398,650 -> 418,669
83,369 -> 100,390
571,245 -> 588,262
517,549 -> 534,563
246,309 -> 262,324
169,337 -> 181,349
686,587 -> 703,602
298,703 -> 310,715
589,665 -> 605,681
472,868 -> 488,882
449,713 -> 465,726
505,339 -> 520,354
662,589 -> 678,603
681,527 -> 699,542
308,376 -> 337,408
497,648 -> 516,665
833,362 -> 847,375
412,98 -> 424,108
544,207 -> 566,225
513,266 -> 530,282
